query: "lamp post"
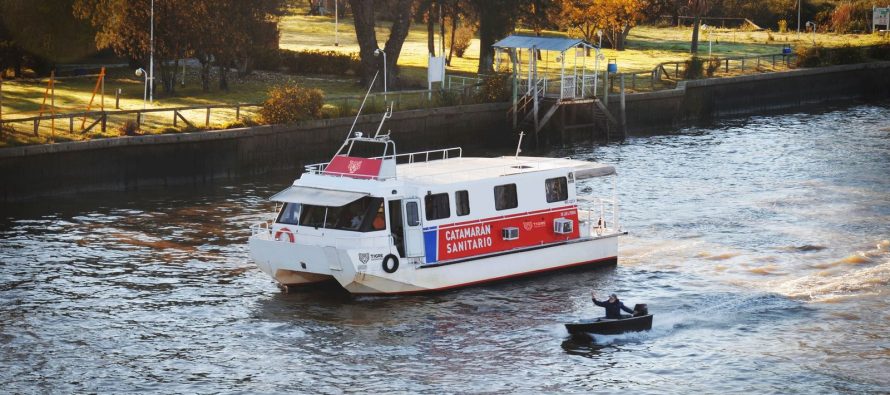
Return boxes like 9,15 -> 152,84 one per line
596,29 -> 603,50
149,0 -> 154,103
135,68 -> 148,110
374,48 -> 387,93
806,21 -> 816,45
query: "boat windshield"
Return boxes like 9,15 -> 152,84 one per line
288,196 -> 386,232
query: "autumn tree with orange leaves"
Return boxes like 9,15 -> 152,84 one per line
558,0 -> 643,51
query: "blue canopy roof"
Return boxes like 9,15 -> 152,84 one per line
492,35 -> 592,52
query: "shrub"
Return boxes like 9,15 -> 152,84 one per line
796,45 -> 868,67
682,57 -> 705,79
475,73 -> 510,103
221,117 -> 259,129
796,45 -> 824,67
777,20 -> 788,33
831,2 -> 854,33
255,49 -> 360,76
828,45 -> 865,65
867,44 -> 890,60
118,120 -> 140,136
434,89 -> 464,107
259,82 -> 325,125
446,20 -> 475,58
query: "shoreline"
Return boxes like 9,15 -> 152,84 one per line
2,62 -> 890,202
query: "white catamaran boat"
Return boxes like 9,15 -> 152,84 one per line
249,107 -> 624,295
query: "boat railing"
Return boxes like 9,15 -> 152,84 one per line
577,196 -> 620,236
250,220 -> 273,238
303,147 -> 463,179
386,147 -> 463,165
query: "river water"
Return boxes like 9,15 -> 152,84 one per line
1,104 -> 888,393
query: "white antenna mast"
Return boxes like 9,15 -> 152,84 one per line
346,70 -> 380,139
374,102 -> 394,138
515,131 -> 525,158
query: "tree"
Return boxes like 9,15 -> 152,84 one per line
349,0 -> 415,88
74,0 -> 193,94
688,0 -> 709,54
471,0 -> 520,74
0,0 -> 96,75
559,0 -> 643,51
74,0 -> 282,94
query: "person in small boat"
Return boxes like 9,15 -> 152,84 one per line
592,292 -> 635,319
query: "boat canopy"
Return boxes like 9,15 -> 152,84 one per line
574,164 -> 615,179
270,186 -> 368,206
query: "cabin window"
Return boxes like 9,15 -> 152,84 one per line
494,184 -> 518,211
406,201 -> 420,226
299,204 -> 327,228
455,190 -> 470,216
425,193 -> 450,220
545,177 -> 569,203
298,197 -> 385,232
277,203 -> 301,225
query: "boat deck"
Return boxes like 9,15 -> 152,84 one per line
396,156 -> 614,184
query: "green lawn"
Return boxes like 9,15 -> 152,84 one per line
2,5 -> 889,146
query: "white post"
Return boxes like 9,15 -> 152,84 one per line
136,68 -> 147,110
149,0 -> 154,104
560,50 -> 565,99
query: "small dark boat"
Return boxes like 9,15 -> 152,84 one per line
565,304 -> 653,335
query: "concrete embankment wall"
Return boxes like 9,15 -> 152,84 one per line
0,103 -> 511,202
2,62 -> 890,201
612,61 -> 890,134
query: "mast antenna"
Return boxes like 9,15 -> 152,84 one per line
346,70 -> 380,140
515,131 -> 525,158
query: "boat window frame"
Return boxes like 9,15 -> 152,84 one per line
455,190 -> 470,216
545,176 -> 569,203
494,183 -> 518,211
276,202 -> 301,225
406,201 -> 421,226
425,192 -> 451,221
297,196 -> 385,232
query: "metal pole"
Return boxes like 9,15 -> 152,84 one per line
143,74 -> 148,110
620,75 -> 626,139
100,70 -> 105,111
334,0 -> 339,46
797,0 -> 801,37
149,0 -> 154,103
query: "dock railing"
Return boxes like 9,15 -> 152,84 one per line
654,52 -> 798,82
0,103 -> 262,142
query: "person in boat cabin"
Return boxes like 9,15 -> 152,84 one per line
592,292 -> 635,319
371,204 -> 386,231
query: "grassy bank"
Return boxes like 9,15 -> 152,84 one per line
2,4 -> 889,146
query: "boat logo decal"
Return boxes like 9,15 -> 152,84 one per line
522,221 -> 533,231
348,160 -> 363,174
358,253 -> 370,264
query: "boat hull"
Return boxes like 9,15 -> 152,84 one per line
565,314 -> 654,335
335,235 -> 619,294
250,231 -> 620,294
